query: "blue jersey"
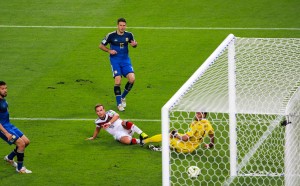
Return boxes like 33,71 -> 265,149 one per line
0,98 -> 10,126
101,31 -> 135,59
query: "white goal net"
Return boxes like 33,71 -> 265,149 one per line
162,34 -> 300,186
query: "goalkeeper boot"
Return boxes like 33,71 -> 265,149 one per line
4,155 -> 17,168
121,98 -> 126,108
16,167 -> 32,174
117,104 -> 125,112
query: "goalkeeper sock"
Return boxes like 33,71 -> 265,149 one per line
144,134 -> 162,143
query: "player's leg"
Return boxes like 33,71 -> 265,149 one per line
0,125 -> 18,167
114,76 -> 124,111
122,121 -> 148,138
14,128 -> 32,173
115,131 -> 140,145
120,60 -> 135,108
122,121 -> 148,146
119,136 -> 139,145
170,139 -> 197,153
110,61 -> 125,111
14,138 -> 32,173
143,134 -> 162,144
121,73 -> 135,107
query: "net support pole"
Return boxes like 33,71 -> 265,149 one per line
162,106 -> 170,186
228,37 -> 238,177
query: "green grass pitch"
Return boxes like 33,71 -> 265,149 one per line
0,0 -> 299,185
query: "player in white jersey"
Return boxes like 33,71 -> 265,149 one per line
86,104 -> 148,145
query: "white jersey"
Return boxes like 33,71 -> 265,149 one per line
94,110 -> 133,140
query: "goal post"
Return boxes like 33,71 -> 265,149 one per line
285,87 -> 300,186
161,34 -> 300,186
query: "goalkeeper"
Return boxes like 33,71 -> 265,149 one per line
143,112 -> 214,153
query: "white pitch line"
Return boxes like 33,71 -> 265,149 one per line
0,25 -> 299,30
11,117 -> 161,122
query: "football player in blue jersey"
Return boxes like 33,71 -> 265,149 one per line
99,18 -> 138,111
0,81 -> 32,173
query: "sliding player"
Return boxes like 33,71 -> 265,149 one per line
86,104 -> 148,145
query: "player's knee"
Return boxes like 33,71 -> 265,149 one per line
126,73 -> 135,83
25,139 -> 30,147
120,136 -> 132,144
16,139 -> 26,151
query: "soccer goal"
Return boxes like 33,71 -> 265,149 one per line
162,34 -> 300,186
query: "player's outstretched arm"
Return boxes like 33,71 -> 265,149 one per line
86,127 -> 101,140
204,133 -> 214,149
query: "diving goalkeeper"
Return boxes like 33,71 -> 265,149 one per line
142,112 -> 214,153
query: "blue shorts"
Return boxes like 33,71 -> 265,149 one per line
0,123 -> 23,145
110,57 -> 134,78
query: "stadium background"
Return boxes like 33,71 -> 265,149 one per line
0,0 -> 299,185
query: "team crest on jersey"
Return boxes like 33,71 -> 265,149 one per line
126,38 -> 129,42
114,70 -> 118,74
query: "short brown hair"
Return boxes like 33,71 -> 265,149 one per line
95,104 -> 104,111
0,81 -> 6,86
117,18 -> 126,24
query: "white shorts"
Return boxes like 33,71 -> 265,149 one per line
105,119 -> 133,141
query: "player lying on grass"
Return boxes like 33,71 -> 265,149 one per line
0,81 -> 32,173
86,104 -> 148,145
142,112 -> 214,153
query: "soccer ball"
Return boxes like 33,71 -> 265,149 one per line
187,166 -> 200,178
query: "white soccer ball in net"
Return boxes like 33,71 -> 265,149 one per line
187,166 -> 201,178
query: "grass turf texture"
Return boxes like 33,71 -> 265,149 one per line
0,0 -> 299,185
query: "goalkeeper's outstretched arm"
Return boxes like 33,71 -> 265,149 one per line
204,133 -> 214,149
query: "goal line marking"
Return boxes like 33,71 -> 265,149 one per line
11,117 -> 161,122
0,25 -> 299,30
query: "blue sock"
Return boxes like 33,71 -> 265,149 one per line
121,90 -> 129,99
116,95 -> 122,106
16,151 -> 24,170
114,85 -> 122,106
17,162 -> 23,170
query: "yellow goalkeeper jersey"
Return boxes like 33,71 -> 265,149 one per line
170,119 -> 214,153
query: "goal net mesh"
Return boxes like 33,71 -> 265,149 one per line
163,35 -> 300,186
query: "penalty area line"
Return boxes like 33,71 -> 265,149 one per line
11,117 -> 161,122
